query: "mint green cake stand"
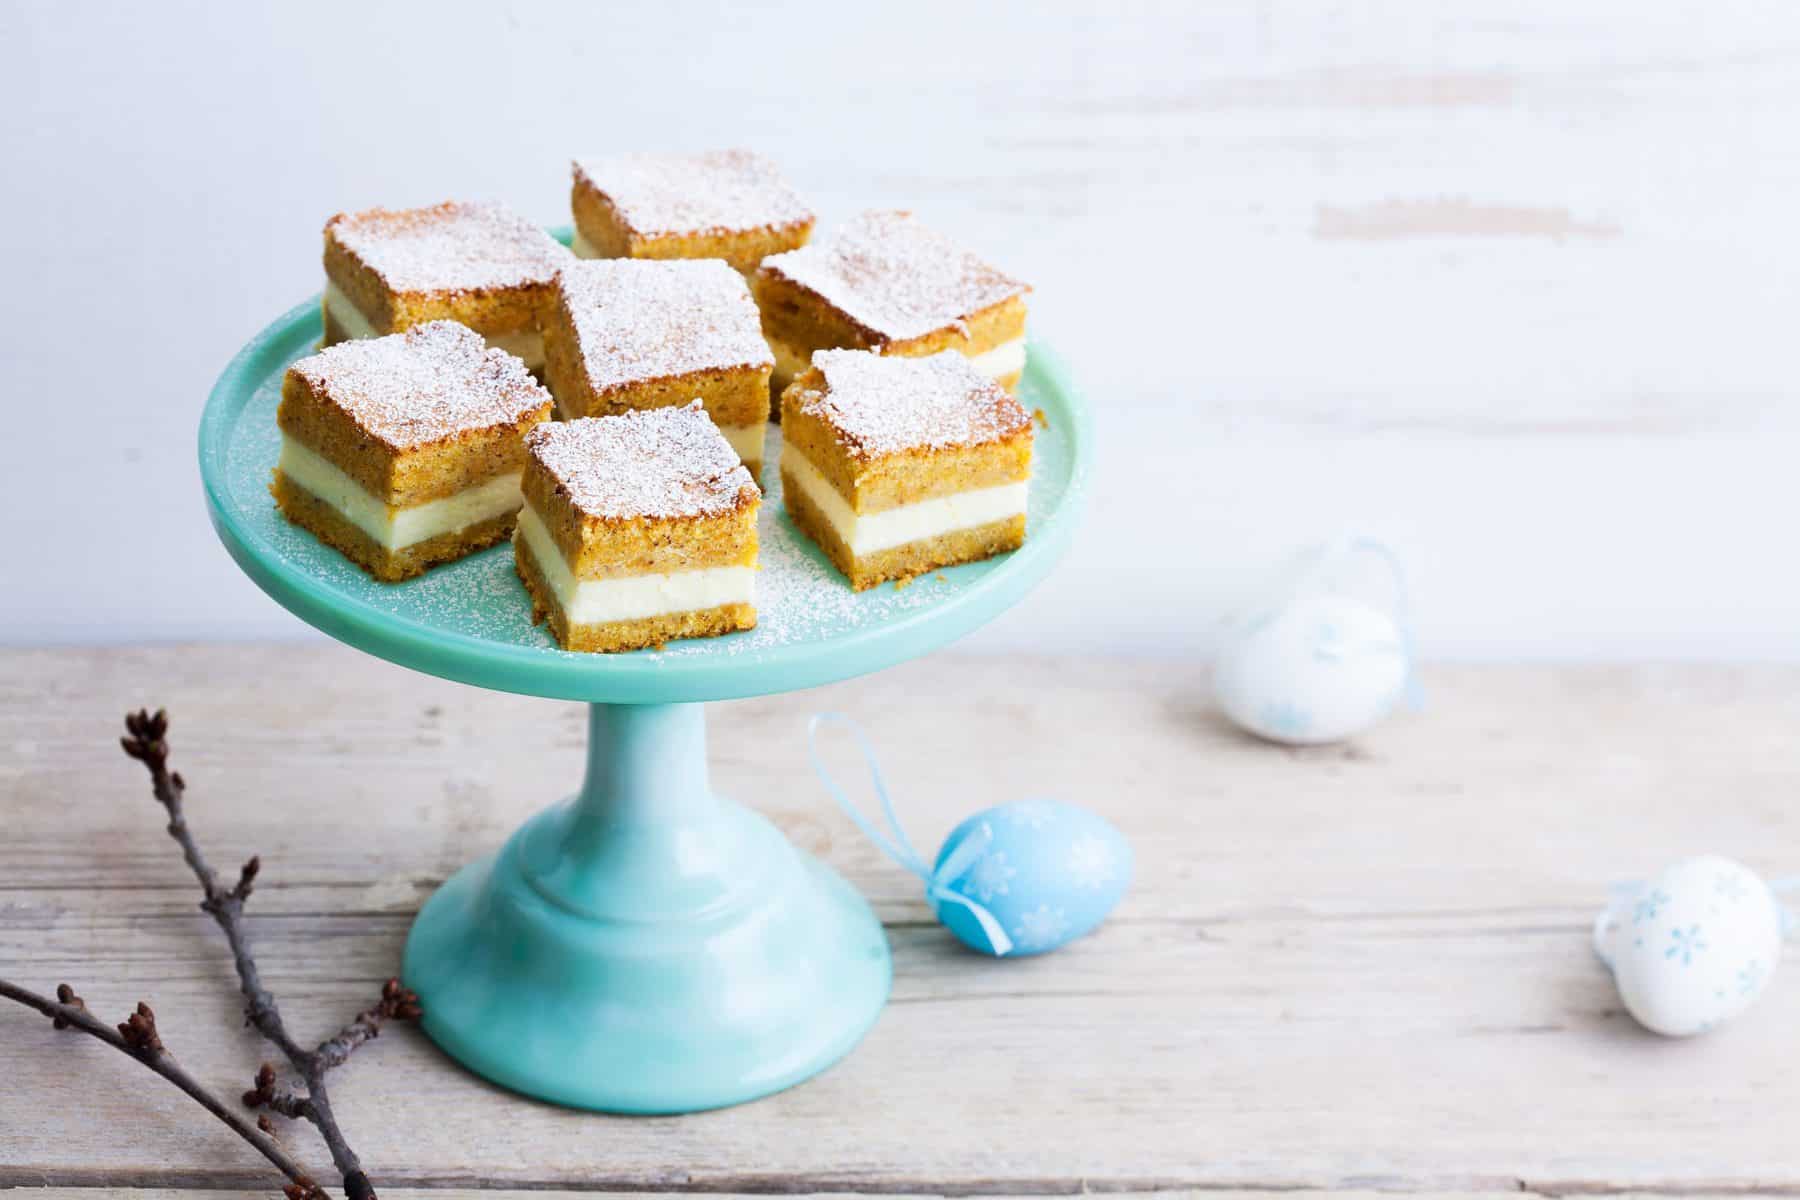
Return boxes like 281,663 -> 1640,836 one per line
198,296 -> 1091,1114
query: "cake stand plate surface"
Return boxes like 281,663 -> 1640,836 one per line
198,294 -> 1091,1114
200,300 -> 1090,706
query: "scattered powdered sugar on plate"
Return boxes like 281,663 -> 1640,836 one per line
760,210 -> 1028,343
573,150 -> 814,238
290,321 -> 552,449
798,349 -> 1031,457
526,402 -> 755,520
558,258 -> 773,394
225,316 -> 1069,671
328,201 -> 571,294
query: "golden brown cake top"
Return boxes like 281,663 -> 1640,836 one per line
556,258 -> 773,393
287,321 -> 552,451
759,210 -> 1028,343
324,201 -> 570,294
571,150 -> 813,238
796,349 -> 1032,459
525,402 -> 757,521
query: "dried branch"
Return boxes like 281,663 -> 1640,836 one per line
0,709 -> 420,1200
316,980 -> 424,1071
120,707 -> 423,1200
0,979 -> 318,1192
245,1060 -> 316,1120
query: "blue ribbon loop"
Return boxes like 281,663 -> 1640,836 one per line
1345,535 -> 1423,711
1773,876 -> 1799,939
807,713 -> 1015,955
1280,534 -> 1422,710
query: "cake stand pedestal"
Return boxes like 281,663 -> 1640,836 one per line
402,701 -> 889,1111
199,296 -> 1090,1113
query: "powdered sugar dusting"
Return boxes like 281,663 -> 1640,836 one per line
798,349 -> 1031,458
526,402 -> 757,520
760,210 -> 1027,343
558,258 -> 773,394
289,321 -> 552,449
327,201 -> 571,293
573,150 -> 813,238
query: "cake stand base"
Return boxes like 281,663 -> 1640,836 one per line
401,701 -> 892,1113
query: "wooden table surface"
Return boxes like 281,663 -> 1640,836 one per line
3,644 -> 1797,1197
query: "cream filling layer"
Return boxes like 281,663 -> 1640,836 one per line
765,333 -> 1026,387
322,280 -> 382,339
767,334 -> 813,386
322,280 -> 545,369
780,446 -> 1028,556
515,504 -> 755,625
570,229 -> 601,259
965,336 -> 1027,380
277,435 -> 523,551
718,421 -> 766,467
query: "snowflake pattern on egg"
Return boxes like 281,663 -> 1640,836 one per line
1004,801 -> 1061,831
1012,904 -> 1071,951
1602,858 -> 1783,1037
1665,924 -> 1707,966
1633,888 -> 1670,924
1067,835 -> 1116,890
931,801 -> 1130,956
964,850 -> 1015,903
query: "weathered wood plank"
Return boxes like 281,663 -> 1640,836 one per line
3,647 -> 1799,1191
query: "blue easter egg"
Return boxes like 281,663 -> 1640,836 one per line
929,800 -> 1132,956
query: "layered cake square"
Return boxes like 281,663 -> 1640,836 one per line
273,321 -> 554,581
321,201 -> 571,372
754,210 -> 1030,401
541,258 -> 775,477
780,350 -> 1032,590
570,150 -> 814,273
514,403 -> 760,653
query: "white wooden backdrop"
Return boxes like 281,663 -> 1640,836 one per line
2,1 -> 1794,657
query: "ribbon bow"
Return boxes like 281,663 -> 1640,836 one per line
808,713 -> 1015,955
1238,534 -> 1423,709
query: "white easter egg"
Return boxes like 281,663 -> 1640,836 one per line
1594,855 -> 1783,1037
1214,592 -> 1408,745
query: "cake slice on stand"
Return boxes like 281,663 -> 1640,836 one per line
781,349 -> 1033,590
542,258 -> 774,477
753,210 -> 1030,401
569,149 -> 813,273
272,321 -> 553,581
514,403 -> 760,653
321,201 -> 571,373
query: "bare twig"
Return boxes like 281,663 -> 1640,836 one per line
0,709 -> 420,1200
245,1061 -> 317,1120
316,979 -> 425,1071
119,707 -> 423,1200
0,979 -> 318,1192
